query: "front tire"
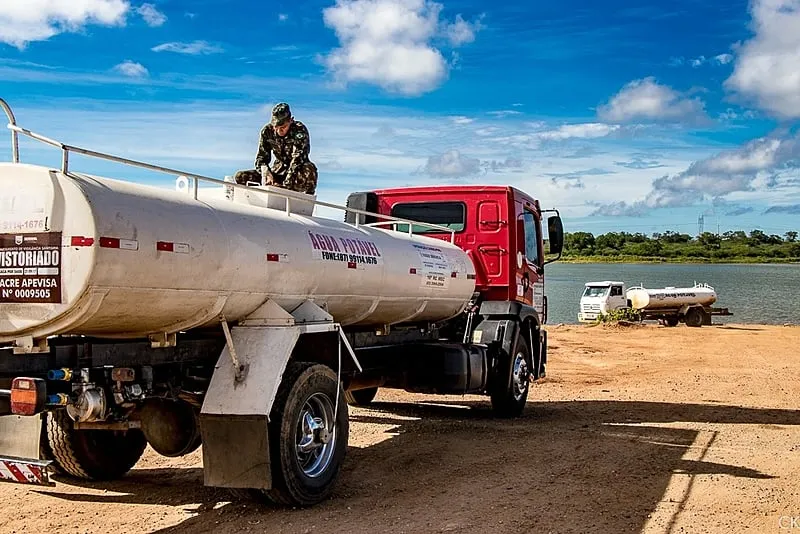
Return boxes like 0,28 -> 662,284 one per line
490,332 -> 532,418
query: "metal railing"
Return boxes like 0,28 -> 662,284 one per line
1,97 -> 455,243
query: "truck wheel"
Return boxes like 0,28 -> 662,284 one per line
46,409 -> 147,480
490,333 -> 531,418
665,316 -> 679,327
685,308 -> 704,328
242,362 -> 348,507
39,413 -> 63,475
344,387 -> 378,406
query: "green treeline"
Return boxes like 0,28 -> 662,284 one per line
562,230 -> 800,263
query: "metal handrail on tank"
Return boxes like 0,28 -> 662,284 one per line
0,98 -> 19,164
1,97 -> 455,243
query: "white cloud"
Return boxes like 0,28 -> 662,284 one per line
151,40 -> 223,55
715,53 -> 733,65
488,110 -> 522,118
690,55 -> 706,68
421,149 -> 481,177
592,130 -> 800,215
278,13 -> 288,21
449,116 -> 474,124
537,123 -> 620,141
320,0 -> 483,95
443,13 -> 482,46
0,0 -> 129,49
113,60 -> 148,77
725,0 -> 800,119
598,77 -> 707,123
670,54 -> 734,68
136,3 -> 165,27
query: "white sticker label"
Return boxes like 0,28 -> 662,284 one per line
413,243 -> 450,290
174,243 -> 190,254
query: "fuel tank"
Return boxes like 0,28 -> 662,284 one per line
0,163 -> 476,342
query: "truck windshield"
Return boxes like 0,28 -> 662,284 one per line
390,202 -> 466,234
583,286 -> 609,297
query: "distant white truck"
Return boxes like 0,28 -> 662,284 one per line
578,281 -> 732,327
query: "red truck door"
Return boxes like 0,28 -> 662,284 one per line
514,203 -> 545,317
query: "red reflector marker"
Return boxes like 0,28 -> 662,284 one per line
70,236 -> 95,247
266,254 -> 280,262
409,268 -> 417,274
347,262 -> 357,269
157,241 -> 190,254
99,237 -> 138,250
451,272 -> 458,278
10,378 -> 46,416
99,237 -> 120,248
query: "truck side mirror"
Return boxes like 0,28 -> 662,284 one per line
547,215 -> 564,255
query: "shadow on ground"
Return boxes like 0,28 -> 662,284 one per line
33,399 -> 798,534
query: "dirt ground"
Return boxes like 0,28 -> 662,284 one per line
1,322 -> 799,534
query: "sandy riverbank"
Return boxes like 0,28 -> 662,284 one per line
1,322 -> 798,533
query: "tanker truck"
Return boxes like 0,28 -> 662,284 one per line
578,281 -> 732,326
0,99 -> 564,506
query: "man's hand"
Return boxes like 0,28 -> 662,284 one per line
260,165 -> 277,185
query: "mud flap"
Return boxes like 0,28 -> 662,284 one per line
0,414 -> 42,460
0,414 -> 53,486
199,327 -> 301,489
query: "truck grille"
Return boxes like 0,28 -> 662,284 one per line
582,303 -> 600,312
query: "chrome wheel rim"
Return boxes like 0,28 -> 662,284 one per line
512,351 -> 529,401
295,392 -> 337,478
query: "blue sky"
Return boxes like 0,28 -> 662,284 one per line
1,0 -> 800,237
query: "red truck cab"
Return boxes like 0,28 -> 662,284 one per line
346,185 -> 563,324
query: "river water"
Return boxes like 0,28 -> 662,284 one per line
543,263 -> 800,325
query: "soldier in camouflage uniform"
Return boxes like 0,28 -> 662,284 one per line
233,102 -> 318,195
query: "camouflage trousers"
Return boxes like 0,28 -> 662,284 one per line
233,161 -> 318,195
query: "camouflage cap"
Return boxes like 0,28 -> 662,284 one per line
271,102 -> 292,126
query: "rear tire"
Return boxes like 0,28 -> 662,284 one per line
490,331 -> 532,418
237,362 -> 348,507
344,387 -> 378,406
46,409 -> 147,480
39,413 -> 63,474
685,308 -> 704,327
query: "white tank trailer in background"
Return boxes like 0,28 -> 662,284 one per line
578,281 -> 732,327
0,99 -> 565,507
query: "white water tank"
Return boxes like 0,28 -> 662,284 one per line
0,163 -> 476,342
626,284 -> 717,310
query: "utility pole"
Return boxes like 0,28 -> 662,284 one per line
698,213 -> 705,235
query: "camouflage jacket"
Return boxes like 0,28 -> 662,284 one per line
254,120 -> 311,181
